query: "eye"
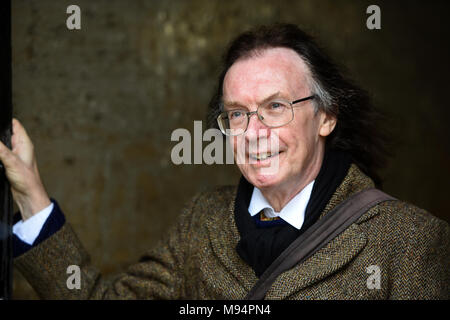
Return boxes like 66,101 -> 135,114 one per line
229,110 -> 244,119
271,102 -> 282,109
269,101 -> 287,110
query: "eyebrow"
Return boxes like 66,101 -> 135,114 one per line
222,91 -> 283,110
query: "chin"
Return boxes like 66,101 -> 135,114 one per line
240,151 -> 287,188
246,171 -> 283,190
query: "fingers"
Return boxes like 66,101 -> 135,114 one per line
0,138 -> 16,169
1,119 -> 33,168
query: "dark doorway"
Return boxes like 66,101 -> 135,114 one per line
0,0 -> 13,300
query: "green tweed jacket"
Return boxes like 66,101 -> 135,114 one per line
15,165 -> 449,299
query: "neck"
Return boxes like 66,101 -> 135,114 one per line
259,146 -> 325,212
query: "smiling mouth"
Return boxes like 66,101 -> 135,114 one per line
249,151 -> 281,161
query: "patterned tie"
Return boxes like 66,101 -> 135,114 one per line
259,209 -> 280,221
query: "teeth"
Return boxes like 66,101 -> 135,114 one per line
250,152 -> 279,160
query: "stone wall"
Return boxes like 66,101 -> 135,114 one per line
11,0 -> 450,298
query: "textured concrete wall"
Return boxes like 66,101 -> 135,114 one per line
11,0 -> 450,298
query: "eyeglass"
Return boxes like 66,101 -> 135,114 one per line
217,95 -> 315,136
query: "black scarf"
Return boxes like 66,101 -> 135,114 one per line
234,148 -> 352,277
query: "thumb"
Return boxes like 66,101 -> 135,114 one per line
11,118 -> 34,165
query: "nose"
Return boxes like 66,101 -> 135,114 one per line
245,111 -> 270,142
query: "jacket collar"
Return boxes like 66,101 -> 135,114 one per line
206,164 -> 377,298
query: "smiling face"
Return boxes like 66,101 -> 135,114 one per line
223,47 -> 336,200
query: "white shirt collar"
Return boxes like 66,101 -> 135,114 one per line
248,180 -> 315,230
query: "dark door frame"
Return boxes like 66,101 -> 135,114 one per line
0,0 -> 13,300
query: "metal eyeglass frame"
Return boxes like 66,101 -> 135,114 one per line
217,94 -> 316,136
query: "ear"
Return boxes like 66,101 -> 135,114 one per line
318,112 -> 337,137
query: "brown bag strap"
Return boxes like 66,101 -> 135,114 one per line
245,188 -> 396,300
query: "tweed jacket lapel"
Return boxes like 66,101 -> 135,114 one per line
265,223 -> 367,299
206,164 -> 377,299
206,194 -> 259,295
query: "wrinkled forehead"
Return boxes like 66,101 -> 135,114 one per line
222,47 -> 312,103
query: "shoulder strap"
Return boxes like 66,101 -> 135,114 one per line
245,188 -> 396,300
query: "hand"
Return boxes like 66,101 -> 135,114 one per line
0,118 -> 51,220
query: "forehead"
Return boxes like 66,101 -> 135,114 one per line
223,47 -> 311,103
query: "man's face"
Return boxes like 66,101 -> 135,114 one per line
222,47 -> 335,193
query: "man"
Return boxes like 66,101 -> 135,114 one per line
0,24 -> 448,299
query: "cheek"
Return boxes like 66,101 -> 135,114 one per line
282,118 -> 320,155
230,136 -> 248,166
232,136 -> 245,154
